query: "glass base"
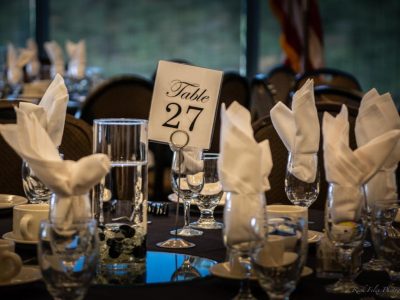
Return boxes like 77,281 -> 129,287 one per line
170,227 -> 203,237
190,219 -> 223,230
363,258 -> 389,272
325,279 -> 363,294
156,238 -> 195,249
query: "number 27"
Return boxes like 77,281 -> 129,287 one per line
162,103 -> 204,131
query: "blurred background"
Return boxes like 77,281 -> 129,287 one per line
0,0 -> 399,102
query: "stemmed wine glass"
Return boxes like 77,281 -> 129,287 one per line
38,218 -> 99,300
324,183 -> 367,294
171,255 -> 201,282
191,153 -> 223,230
223,192 -> 266,300
170,147 -> 204,236
285,152 -> 320,208
370,199 -> 400,299
252,216 -> 307,300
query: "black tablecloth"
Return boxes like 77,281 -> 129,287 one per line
0,207 -> 390,300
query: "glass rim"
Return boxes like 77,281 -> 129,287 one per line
93,118 -> 148,125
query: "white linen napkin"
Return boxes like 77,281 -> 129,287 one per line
323,105 -> 400,223
44,41 -> 65,77
219,101 -> 272,247
7,43 -> 34,85
0,108 -> 110,225
270,79 -> 320,183
25,38 -> 40,79
355,88 -> 400,206
66,39 -> 86,79
19,74 -> 68,148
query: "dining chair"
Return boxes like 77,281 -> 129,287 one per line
79,74 -> 154,123
265,64 -> 296,104
0,100 -> 93,196
294,67 -> 362,92
250,74 -> 276,121
252,102 -> 358,210
209,71 -> 250,153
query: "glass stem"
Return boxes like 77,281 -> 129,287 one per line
183,199 -> 191,228
338,247 -> 354,282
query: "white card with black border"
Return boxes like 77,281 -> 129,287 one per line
149,60 -> 223,149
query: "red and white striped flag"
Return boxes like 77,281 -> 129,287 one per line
270,0 -> 324,73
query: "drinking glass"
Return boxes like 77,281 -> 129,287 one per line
285,152 -> 320,208
170,147 -> 204,237
191,153 -> 223,230
252,216 -> 307,300
38,219 -> 98,300
223,192 -> 266,300
171,255 -> 201,281
363,175 -> 391,271
324,183 -> 367,293
371,200 -> 400,299
92,119 -> 148,284
22,160 -> 53,204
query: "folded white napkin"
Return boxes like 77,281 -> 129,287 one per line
25,38 -> 40,79
219,101 -> 272,248
271,79 -> 320,183
44,41 -> 65,77
0,108 -> 110,225
66,39 -> 86,79
323,105 -> 400,223
19,74 -> 68,147
355,88 -> 400,206
7,43 -> 34,85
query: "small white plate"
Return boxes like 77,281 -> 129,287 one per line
2,232 -> 38,245
210,262 -> 312,280
0,266 -> 41,286
0,194 -> 28,209
308,230 -> 323,244
168,193 -> 226,206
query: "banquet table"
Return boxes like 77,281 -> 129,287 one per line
0,206 -> 391,300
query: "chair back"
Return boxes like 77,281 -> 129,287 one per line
250,74 -> 276,121
79,74 -> 153,124
294,67 -> 362,92
209,71 -> 250,152
266,64 -> 296,104
252,102 -> 358,210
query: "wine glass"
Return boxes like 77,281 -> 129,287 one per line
371,199 -> 400,299
191,153 -> 223,230
324,183 -> 367,294
38,219 -> 99,300
252,216 -> 307,300
285,152 -> 320,208
170,147 -> 204,236
171,255 -> 201,282
223,192 -> 266,300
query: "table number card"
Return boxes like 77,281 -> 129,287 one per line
148,60 -> 223,149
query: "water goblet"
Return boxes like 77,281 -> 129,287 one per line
170,147 -> 204,237
223,192 -> 266,300
191,153 -> 223,230
285,152 -> 320,208
22,160 -> 53,204
370,200 -> 400,299
38,218 -> 99,300
171,255 -> 201,282
324,183 -> 367,294
252,216 -> 307,300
